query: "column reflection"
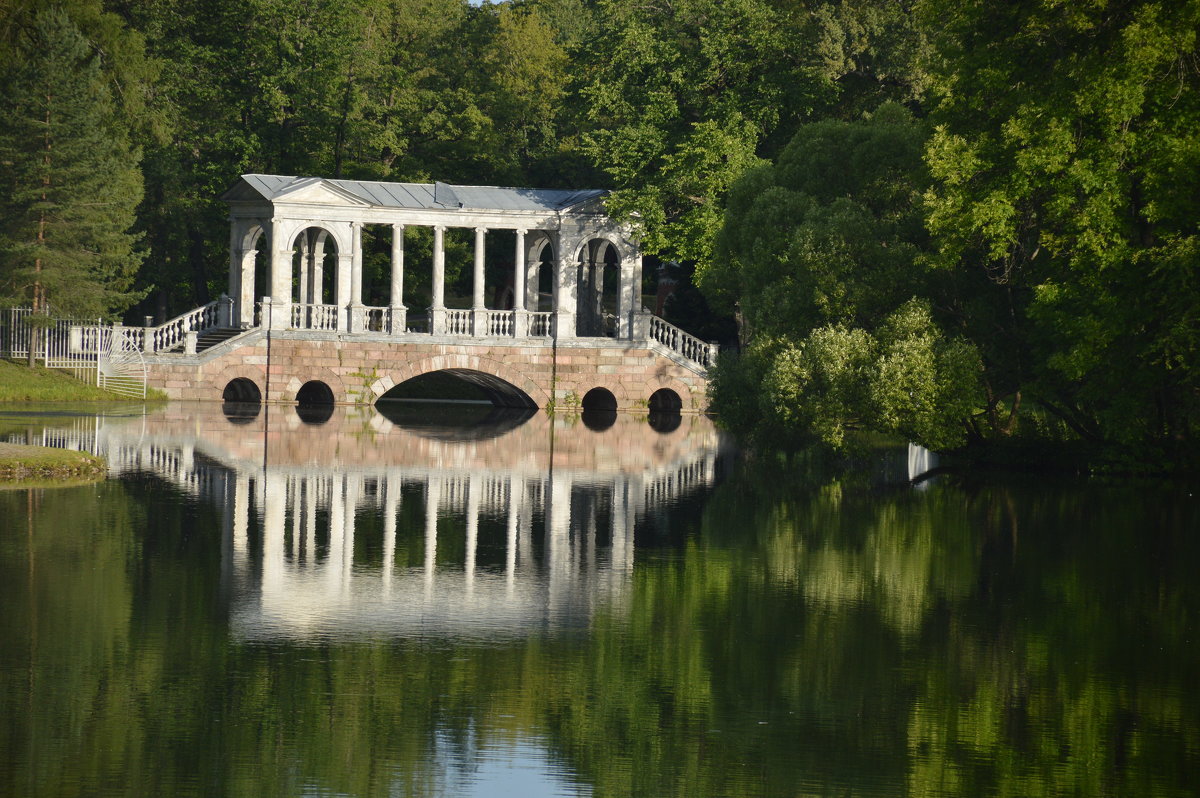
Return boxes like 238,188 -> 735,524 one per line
68,402 -> 732,643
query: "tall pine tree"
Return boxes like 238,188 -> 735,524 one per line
0,8 -> 144,324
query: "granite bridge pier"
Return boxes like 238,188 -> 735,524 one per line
130,175 -> 715,411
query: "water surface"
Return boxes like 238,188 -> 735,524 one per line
0,403 -> 1196,797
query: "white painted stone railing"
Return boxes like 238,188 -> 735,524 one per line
147,300 -> 221,352
292,304 -> 339,331
482,310 -> 512,337
361,306 -> 390,332
648,315 -> 718,370
529,312 -> 553,337
445,309 -> 472,335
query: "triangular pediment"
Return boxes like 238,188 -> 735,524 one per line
221,178 -> 271,203
274,178 -> 372,207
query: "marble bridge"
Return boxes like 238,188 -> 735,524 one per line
127,175 -> 716,411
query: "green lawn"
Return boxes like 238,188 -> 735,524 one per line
0,359 -> 159,402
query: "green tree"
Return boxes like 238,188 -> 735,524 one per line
920,0 -> 1200,447
707,105 -> 982,449
568,0 -> 930,272
0,8 -> 145,321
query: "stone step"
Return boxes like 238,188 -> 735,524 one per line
195,327 -> 244,352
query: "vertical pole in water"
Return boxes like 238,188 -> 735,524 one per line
382,472 -> 398,597
424,477 -> 439,599
505,476 -> 520,597
465,474 -> 480,593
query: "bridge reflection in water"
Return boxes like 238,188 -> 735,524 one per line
35,402 -> 731,644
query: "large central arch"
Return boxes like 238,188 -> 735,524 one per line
365,353 -> 546,409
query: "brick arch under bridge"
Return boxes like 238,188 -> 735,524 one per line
367,352 -> 549,408
146,334 -> 710,412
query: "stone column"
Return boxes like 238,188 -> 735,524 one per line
304,477 -> 318,565
630,254 -> 650,340
513,229 -> 528,337
336,251 -> 353,331
617,256 -> 637,339
328,475 -> 345,592
267,221 -> 293,330
342,474 -> 357,587
431,225 -> 446,335
592,257 -> 606,335
526,261 -> 541,313
232,472 -> 250,578
238,248 -> 257,327
552,234 -> 577,340
304,237 -> 319,305
289,476 -> 301,558
546,471 -> 572,617
348,222 -> 363,332
471,226 -> 487,336
390,224 -> 407,334
577,249 -> 593,335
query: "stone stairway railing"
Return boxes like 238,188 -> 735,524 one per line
143,298 -> 230,353
646,315 -> 718,371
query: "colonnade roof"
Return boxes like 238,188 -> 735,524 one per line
224,174 -> 608,214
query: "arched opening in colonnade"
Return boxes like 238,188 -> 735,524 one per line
286,226 -> 341,329
527,236 -> 555,312
576,239 -> 621,337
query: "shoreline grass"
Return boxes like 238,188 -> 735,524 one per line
0,359 -> 165,402
0,442 -> 106,484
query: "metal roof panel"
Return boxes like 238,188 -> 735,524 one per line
230,175 -> 607,214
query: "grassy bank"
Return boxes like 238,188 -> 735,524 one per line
0,442 -> 106,484
0,359 -> 162,402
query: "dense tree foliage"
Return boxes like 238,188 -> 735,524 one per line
710,0 -> 1200,457
706,106 -> 982,449
919,0 -> 1200,449
0,0 -> 1193,456
0,5 -> 147,318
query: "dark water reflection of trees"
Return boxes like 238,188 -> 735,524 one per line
0,441 -> 1196,797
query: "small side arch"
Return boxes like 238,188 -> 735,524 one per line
648,388 -> 682,412
212,362 -> 265,401
222,377 -> 261,402
581,387 -> 618,411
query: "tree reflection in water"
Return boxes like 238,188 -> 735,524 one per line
0,404 -> 1195,797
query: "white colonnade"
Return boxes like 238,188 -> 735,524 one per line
223,175 -> 647,341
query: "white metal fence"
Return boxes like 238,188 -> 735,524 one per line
1,307 -> 146,398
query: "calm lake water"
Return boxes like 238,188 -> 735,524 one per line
1,402 -> 1197,797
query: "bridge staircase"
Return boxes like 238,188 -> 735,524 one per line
193,327 -> 244,353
